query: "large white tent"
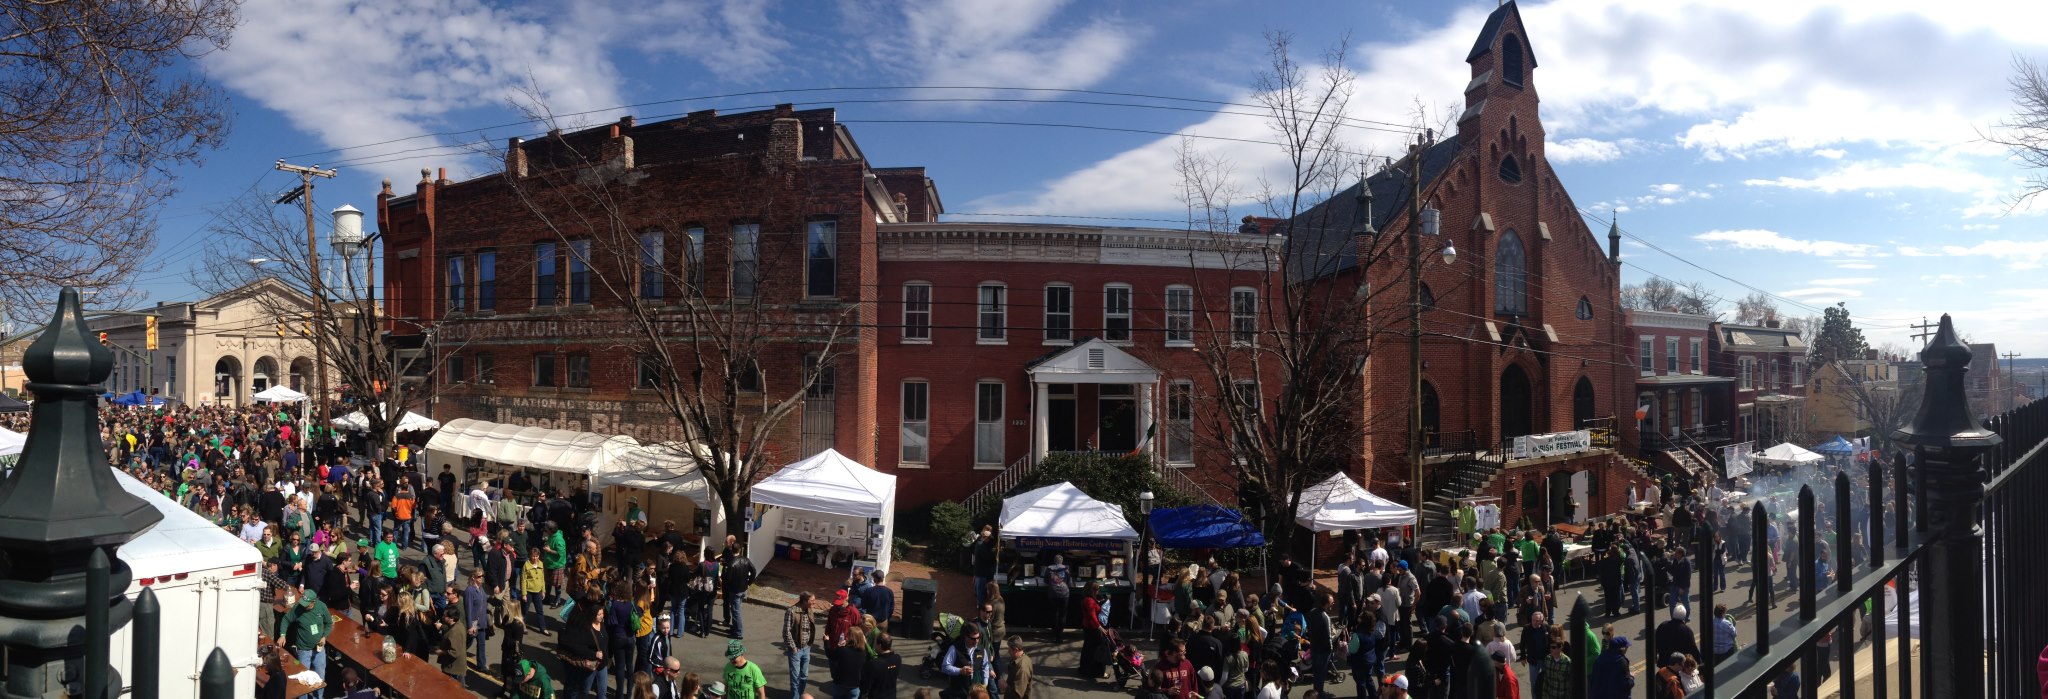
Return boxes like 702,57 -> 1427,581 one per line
596,442 -> 714,507
1000,482 -> 1140,542
1754,442 -> 1824,468
333,404 -> 441,433
749,449 -> 898,573
426,417 -> 635,477
251,385 -> 307,403
0,427 -> 23,457
1294,473 -> 1418,532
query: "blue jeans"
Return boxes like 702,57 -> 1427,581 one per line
525,592 -> 549,634
292,649 -> 326,699
837,684 -> 862,699
975,576 -> 992,609
395,518 -> 414,550
725,591 -> 746,638
789,647 -> 812,697
367,513 -> 384,544
667,594 -> 687,636
472,626 -> 489,673
1310,650 -> 1331,696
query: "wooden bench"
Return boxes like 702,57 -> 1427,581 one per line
325,616 -> 472,698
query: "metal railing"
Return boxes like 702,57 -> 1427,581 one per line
962,453 -> 1035,515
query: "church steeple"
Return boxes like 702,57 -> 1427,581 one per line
1608,210 -> 1622,266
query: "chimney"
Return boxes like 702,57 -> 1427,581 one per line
436,167 -> 449,185
768,117 -> 804,164
1766,319 -> 1781,329
601,124 -> 635,169
893,192 -> 910,221
506,137 -> 528,178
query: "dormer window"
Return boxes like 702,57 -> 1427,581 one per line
1502,34 -> 1524,87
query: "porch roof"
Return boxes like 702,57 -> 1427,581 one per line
1026,338 -> 1160,384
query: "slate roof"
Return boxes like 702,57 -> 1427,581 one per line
1466,1 -> 1538,67
1720,324 -> 1803,350
1281,138 -> 1465,281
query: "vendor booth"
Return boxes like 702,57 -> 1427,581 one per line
333,405 -> 440,433
251,385 -> 307,403
1754,442 -> 1824,470
998,482 -> 1140,629
1147,505 -> 1265,549
426,417 -> 635,502
1294,473 -> 1419,532
595,441 -> 723,553
745,449 -> 897,577
0,395 -> 26,414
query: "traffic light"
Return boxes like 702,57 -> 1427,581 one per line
97,332 -> 108,347
144,315 -> 159,351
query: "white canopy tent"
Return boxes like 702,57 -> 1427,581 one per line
1000,482 -> 1141,542
1754,442 -> 1824,468
1294,473 -> 1419,532
333,404 -> 441,433
426,417 -> 635,477
251,385 -> 307,403
749,449 -> 898,574
595,443 -> 714,506
0,427 -> 23,457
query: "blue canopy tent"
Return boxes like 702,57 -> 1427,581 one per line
109,390 -> 167,407
1147,504 -> 1266,549
1814,435 -> 1856,456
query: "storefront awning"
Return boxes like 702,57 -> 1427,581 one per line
427,417 -> 638,476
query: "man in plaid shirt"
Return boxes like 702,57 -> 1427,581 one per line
260,559 -> 291,640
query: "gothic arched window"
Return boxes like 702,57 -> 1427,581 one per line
1496,230 -> 1528,315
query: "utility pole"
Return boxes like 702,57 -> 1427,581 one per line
2003,351 -> 2022,412
1407,135 -> 1426,547
1910,317 -> 1938,348
275,160 -> 336,425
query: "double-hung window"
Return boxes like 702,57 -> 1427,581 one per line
568,239 -> 591,305
533,352 -> 556,387
1165,286 -> 1194,345
978,283 -> 1006,343
566,353 -> 590,388
637,354 -> 662,389
1104,284 -> 1132,343
732,224 -> 760,298
975,381 -> 1005,466
902,283 -> 932,342
534,242 -> 557,307
1740,358 -> 1753,390
1043,285 -> 1072,344
806,221 -> 837,298
446,256 -> 466,313
477,251 -> 497,311
900,382 -> 929,464
1666,337 -> 1679,373
475,353 -> 494,384
1231,288 -> 1259,345
1689,339 -> 1702,373
1167,381 -> 1195,465
639,231 -> 664,300
1639,337 -> 1654,375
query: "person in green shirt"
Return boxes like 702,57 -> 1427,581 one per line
542,524 -> 568,605
724,640 -> 768,699
1484,530 -> 1507,557
1455,503 -> 1478,543
1517,534 -> 1542,567
515,659 -> 554,699
278,592 -> 331,699
374,530 -> 401,580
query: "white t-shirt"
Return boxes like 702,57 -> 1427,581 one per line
1256,683 -> 1283,699
1368,546 -> 1390,567
1485,638 -> 1517,665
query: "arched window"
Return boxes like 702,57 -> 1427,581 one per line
1498,155 -> 1522,184
1502,34 -> 1525,86
1576,296 -> 1593,320
1573,377 -> 1597,428
1420,381 -> 1441,448
1495,230 -> 1528,315
1501,364 -> 1534,439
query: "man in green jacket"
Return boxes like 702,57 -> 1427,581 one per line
542,523 -> 568,605
516,659 -> 554,698
278,591 -> 331,699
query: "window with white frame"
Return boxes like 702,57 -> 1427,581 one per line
1690,339 -> 1702,373
1690,389 -> 1703,429
446,255 -> 466,313
1231,288 -> 1258,345
566,353 -> 590,388
900,381 -> 929,463
1166,286 -> 1194,345
978,283 -> 1006,342
1740,358 -> 1754,390
1043,285 -> 1073,343
1639,336 -> 1654,375
902,283 -> 932,342
1793,361 -> 1804,387
1231,380 -> 1261,449
975,381 -> 1004,465
1666,337 -> 1679,373
1167,381 -> 1195,464
1103,284 -> 1132,343
1768,358 -> 1779,389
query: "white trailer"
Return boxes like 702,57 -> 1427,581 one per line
107,470 -> 264,699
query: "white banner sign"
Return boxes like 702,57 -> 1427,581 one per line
1723,441 -> 1756,478
1512,430 -> 1593,459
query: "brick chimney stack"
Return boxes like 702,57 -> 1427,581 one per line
768,116 -> 804,165
506,137 -> 527,178
601,124 -> 635,169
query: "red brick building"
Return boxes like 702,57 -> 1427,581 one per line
1710,320 -> 1808,446
1290,2 -> 1647,542
1628,309 -> 1734,474
377,105 -> 1284,513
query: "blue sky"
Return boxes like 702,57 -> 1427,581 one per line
137,0 -> 2048,354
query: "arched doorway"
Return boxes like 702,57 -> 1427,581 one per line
1501,365 -> 1534,440
1572,377 -> 1596,428
253,356 -> 278,394
289,357 -> 311,392
1420,381 -> 1441,448
214,356 -> 242,405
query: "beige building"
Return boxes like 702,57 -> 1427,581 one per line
89,278 -> 326,406
1807,354 -> 1902,439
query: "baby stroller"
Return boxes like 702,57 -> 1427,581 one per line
1106,628 -> 1145,687
919,613 -> 967,679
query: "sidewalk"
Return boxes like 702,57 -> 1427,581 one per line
747,555 -> 983,620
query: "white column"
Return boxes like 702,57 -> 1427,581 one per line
1135,380 -> 1154,459
1034,379 -> 1049,463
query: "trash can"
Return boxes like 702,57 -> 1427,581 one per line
897,577 -> 938,637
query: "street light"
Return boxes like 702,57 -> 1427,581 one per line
1137,490 -> 1155,636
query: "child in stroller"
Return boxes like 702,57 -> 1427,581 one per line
1105,628 -> 1146,687
920,613 -> 967,679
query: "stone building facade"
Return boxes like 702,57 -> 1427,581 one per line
88,278 -> 324,406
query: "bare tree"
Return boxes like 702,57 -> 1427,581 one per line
1991,55 -> 2048,207
1621,277 -> 1717,317
196,191 -> 455,452
483,103 -> 854,539
1812,358 -> 1916,452
1733,291 -> 1778,326
1,0 -> 238,319
1170,32 -> 1438,566
1173,136 -> 1241,233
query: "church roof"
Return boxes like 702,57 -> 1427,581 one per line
1465,1 -> 1539,68
1282,138 -> 1464,281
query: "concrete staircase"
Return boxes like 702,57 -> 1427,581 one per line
1665,448 -> 1707,475
1417,459 -> 1505,549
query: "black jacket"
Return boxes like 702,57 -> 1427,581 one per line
830,644 -> 868,689
1446,640 -> 1496,699
1654,618 -> 1701,661
862,651 -> 903,699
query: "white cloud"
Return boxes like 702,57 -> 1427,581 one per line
1548,137 -> 1635,163
1813,148 -> 1847,160
1834,261 -> 1878,269
1692,229 -> 1876,257
1743,161 -> 2003,194
853,0 -> 1141,94
1652,183 -> 1683,194
601,0 -> 791,79
1807,277 -> 1878,286
1780,287 -> 1866,300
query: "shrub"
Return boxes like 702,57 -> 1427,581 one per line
929,501 -> 974,570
